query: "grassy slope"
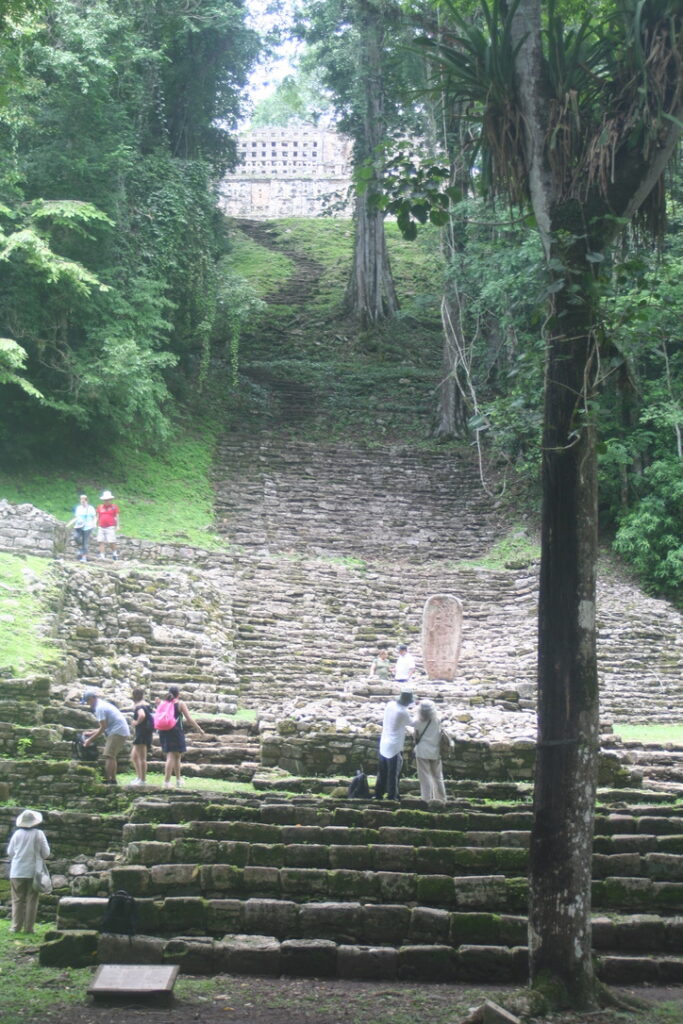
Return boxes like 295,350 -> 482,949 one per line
0,553 -> 59,673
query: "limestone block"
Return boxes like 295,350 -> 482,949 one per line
161,896 -> 207,934
150,863 -> 198,890
243,865 -> 281,895
109,866 -> 151,896
422,594 -> 463,680
250,842 -> 285,867
299,901 -> 363,943
362,904 -> 410,945
281,938 -> 337,978
244,898 -> 298,939
337,945 -> 397,981
203,899 -> 243,936
397,944 -> 456,982
163,937 -> 221,974
327,868 -> 377,900
414,847 -> 456,875
283,843 -> 328,868
171,838 -> 220,864
98,933 -> 165,964
645,853 -> 683,881
376,871 -> 417,903
39,929 -> 98,968
416,873 -> 456,907
329,845 -> 372,870
221,934 -> 281,976
201,864 -> 244,895
409,906 -> 451,944
280,867 -> 328,896
372,845 -> 416,873
452,875 -> 509,911
597,954 -> 660,985
455,944 -> 522,983
56,896 -> 107,931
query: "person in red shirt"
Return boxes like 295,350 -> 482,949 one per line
97,490 -> 120,560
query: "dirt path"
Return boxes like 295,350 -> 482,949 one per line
26,975 -> 683,1024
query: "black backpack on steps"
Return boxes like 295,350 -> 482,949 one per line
347,769 -> 370,799
101,889 -> 138,936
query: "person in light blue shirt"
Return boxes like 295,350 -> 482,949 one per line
67,494 -> 96,562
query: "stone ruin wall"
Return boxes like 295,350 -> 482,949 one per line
219,125 -> 354,220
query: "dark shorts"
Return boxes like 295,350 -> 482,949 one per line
159,725 -> 186,754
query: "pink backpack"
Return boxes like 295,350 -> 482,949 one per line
153,700 -> 177,731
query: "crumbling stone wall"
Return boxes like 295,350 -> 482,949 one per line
0,500 -> 67,557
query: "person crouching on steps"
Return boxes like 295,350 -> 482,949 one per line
81,689 -> 131,785
7,809 -> 50,934
159,686 -> 204,788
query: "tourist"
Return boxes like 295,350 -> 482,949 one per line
394,643 -> 416,684
66,494 -> 96,562
368,645 -> 392,679
81,689 -> 131,785
374,690 -> 414,801
6,808 -> 50,934
96,490 -> 119,560
413,699 -> 447,803
129,687 -> 154,786
158,686 -> 205,788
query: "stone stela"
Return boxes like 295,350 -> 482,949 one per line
421,594 -> 463,681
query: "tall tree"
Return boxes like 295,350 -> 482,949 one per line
388,0 -> 683,1007
295,0 -> 425,324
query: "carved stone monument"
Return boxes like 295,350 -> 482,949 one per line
421,594 -> 463,680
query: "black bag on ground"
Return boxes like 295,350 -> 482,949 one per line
72,733 -> 98,763
101,889 -> 138,936
347,769 -> 370,799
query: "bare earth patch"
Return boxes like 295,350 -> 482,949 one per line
25,975 -> 683,1024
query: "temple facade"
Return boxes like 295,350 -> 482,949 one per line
219,125 -> 354,219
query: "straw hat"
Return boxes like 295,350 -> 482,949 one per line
16,808 -> 43,828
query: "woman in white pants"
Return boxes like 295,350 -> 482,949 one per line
413,700 -> 447,803
7,808 -> 50,933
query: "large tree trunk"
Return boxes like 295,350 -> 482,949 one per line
529,244 -> 600,1008
511,0 -> 601,1007
344,0 -> 399,325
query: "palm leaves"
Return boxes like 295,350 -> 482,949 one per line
418,0 -> 682,222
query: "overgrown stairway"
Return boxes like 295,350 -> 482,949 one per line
43,787 -> 683,984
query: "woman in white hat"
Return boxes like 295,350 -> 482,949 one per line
6,809 -> 50,933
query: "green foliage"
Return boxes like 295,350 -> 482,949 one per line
613,457 -> 683,603
0,0 -> 259,457
0,552 -> 59,673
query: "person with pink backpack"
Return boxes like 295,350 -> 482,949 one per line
153,686 -> 204,788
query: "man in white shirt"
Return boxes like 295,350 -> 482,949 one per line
374,690 -> 414,801
394,643 -> 416,684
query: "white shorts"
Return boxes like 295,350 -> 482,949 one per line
98,526 -> 117,543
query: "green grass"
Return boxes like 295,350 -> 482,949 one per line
0,553 -> 59,673
115,770 -> 258,795
612,723 -> 683,745
225,226 -> 294,298
465,528 -> 540,570
0,425 -> 226,550
0,922 -> 91,1024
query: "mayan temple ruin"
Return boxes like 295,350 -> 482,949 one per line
219,125 -> 353,219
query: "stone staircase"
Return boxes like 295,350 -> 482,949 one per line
214,437 -> 504,563
42,788 -> 683,984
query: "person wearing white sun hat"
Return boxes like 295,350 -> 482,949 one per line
6,809 -> 50,933
96,489 -> 120,560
